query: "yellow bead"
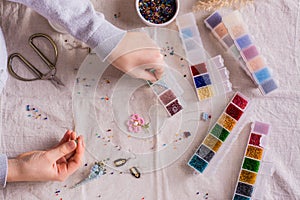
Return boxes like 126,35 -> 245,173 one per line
246,145 -> 264,160
239,169 -> 257,185
218,113 -> 236,131
197,86 -> 214,100
203,134 -> 223,152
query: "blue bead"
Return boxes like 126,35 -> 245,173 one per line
181,27 -> 193,39
254,67 -> 271,84
236,182 -> 254,197
235,35 -> 252,50
194,74 -> 211,88
233,194 -> 250,200
188,154 -> 208,173
260,78 -> 278,94
205,11 -> 222,29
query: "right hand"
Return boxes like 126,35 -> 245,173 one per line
109,32 -> 166,82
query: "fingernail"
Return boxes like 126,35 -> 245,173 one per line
68,140 -> 77,149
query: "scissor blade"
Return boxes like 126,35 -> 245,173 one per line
50,76 -> 65,88
52,76 -> 64,86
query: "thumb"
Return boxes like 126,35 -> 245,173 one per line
129,69 -> 157,82
47,140 -> 77,161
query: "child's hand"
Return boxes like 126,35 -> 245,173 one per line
7,130 -> 84,182
108,32 -> 165,82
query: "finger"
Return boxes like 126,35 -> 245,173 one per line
152,65 -> 165,80
64,150 -> 75,161
71,136 -> 84,161
56,136 -> 82,180
56,156 -> 67,164
56,162 -> 68,181
66,136 -> 85,175
56,130 -> 72,147
70,131 -> 76,141
46,140 -> 77,162
64,131 -> 77,160
141,70 -> 158,82
129,69 -> 158,82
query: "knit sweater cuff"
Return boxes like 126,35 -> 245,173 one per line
0,154 -> 8,188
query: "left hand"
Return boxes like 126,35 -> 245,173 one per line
7,130 -> 84,182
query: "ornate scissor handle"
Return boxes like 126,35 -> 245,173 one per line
29,33 -> 58,73
7,53 -> 43,81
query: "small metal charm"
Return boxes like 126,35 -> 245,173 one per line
114,158 -> 127,167
113,150 -> 137,168
129,167 -> 141,178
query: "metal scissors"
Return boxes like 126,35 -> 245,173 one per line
7,33 -> 64,88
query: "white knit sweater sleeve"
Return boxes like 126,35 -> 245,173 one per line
8,0 -> 126,61
0,154 -> 8,188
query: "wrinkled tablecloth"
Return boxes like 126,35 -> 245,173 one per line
1,0 -> 300,199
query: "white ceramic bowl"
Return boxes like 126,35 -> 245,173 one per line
135,0 -> 180,27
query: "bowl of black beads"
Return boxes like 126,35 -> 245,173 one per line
136,0 -> 179,26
